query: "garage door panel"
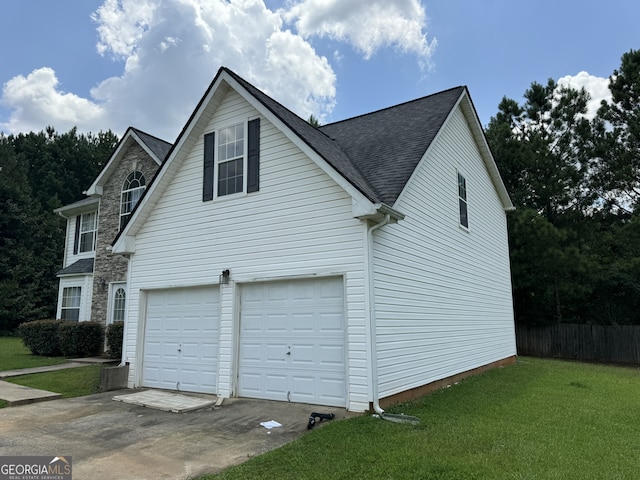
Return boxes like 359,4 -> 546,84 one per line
290,344 -> 314,365
143,287 -> 219,394
239,277 -> 345,407
291,313 -> 314,332
265,314 -> 287,332
319,377 -> 346,402
319,312 -> 343,332
240,342 -> 262,361
291,375 -> 315,401
319,344 -> 345,366
265,374 -> 287,396
265,343 -> 288,362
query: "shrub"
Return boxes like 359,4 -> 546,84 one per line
18,320 -> 62,356
106,321 -> 124,360
57,321 -> 104,357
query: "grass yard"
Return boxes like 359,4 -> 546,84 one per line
5,365 -> 103,399
0,336 -> 103,406
201,358 -> 640,480
0,337 -> 67,371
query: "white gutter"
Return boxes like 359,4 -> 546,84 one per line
366,213 -> 420,425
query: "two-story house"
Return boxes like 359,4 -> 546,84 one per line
54,128 -> 171,326
56,67 -> 516,412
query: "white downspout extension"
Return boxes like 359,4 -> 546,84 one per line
367,214 -> 391,416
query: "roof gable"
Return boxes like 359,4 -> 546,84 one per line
113,67 -> 512,252
85,127 -> 171,196
223,69 -> 380,203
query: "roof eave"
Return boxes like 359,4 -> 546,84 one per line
458,89 -> 514,211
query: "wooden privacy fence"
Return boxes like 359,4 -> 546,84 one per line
516,324 -> 640,365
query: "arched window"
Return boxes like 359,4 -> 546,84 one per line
112,288 -> 126,322
120,171 -> 146,229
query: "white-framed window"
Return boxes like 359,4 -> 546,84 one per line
120,171 -> 146,229
79,212 -> 97,253
112,287 -> 126,323
458,171 -> 469,229
216,122 -> 245,197
61,286 -> 81,322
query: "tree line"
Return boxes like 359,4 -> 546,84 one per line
1,50 -> 639,331
487,49 -> 640,325
0,127 -> 118,332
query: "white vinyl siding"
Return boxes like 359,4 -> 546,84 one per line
373,106 -> 515,399
123,90 -> 368,411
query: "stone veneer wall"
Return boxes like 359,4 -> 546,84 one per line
90,144 -> 160,324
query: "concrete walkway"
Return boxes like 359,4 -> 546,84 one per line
0,357 -> 117,406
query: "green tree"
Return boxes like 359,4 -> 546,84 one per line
593,49 -> 640,213
487,79 -> 593,219
0,128 -> 118,331
487,80 -> 595,324
307,114 -> 321,127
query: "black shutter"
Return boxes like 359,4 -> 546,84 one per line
203,132 -> 215,201
73,216 -> 81,254
247,118 -> 260,193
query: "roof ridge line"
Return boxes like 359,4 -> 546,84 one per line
321,85 -> 466,128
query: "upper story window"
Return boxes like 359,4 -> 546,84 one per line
458,171 -> 469,229
79,212 -> 97,253
217,123 -> 245,196
120,171 -> 146,230
203,118 -> 260,202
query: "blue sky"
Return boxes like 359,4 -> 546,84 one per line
1,0 -> 638,142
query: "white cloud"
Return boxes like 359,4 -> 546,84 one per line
283,0 -> 436,68
557,71 -> 611,120
92,0 -> 157,58
0,68 -> 105,134
0,0 -> 435,138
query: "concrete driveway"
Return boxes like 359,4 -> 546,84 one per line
0,389 -> 355,479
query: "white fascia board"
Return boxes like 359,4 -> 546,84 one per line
53,197 -> 100,218
458,91 -> 514,211
112,234 -> 135,254
353,198 -> 405,222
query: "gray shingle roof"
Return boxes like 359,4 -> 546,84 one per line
56,258 -> 94,276
132,128 -> 172,162
224,68 -> 464,205
320,87 -> 465,205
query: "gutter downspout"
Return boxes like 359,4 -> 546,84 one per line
367,214 -> 420,425
367,214 -> 390,417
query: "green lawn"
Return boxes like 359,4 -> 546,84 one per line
0,337 -> 67,371
0,336 -> 102,406
6,365 -> 103,398
201,358 -> 640,480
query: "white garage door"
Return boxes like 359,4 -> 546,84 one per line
143,287 -> 219,394
239,277 -> 346,407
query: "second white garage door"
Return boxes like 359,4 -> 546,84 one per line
238,277 -> 346,407
143,287 -> 219,394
